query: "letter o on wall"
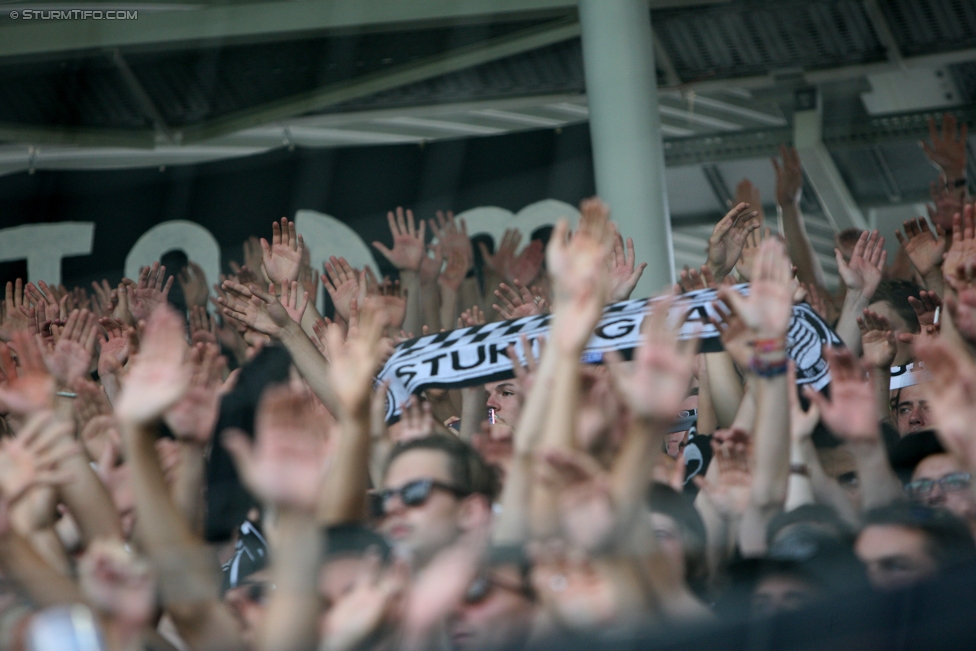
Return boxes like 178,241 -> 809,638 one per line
125,221 -> 220,299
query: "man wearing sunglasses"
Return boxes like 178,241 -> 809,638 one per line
909,453 -> 976,538
374,435 -> 499,568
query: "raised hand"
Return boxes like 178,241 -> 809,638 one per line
114,305 -> 190,425
97,317 -> 136,378
429,210 -> 473,268
0,279 -> 30,342
914,336 -> 976,469
908,290 -> 942,328
506,334 -> 546,396
508,239 -> 545,287
185,306 -> 216,346
694,428 -> 753,517
606,225 -> 646,301
944,281 -> 976,344
803,348 -> 878,443
437,249 -> 469,292
418,244 -> 444,284
164,343 -> 226,445
218,280 -> 292,338
927,176 -> 966,232
78,539 -> 156,628
943,204 -> 976,289
718,238 -> 794,340
478,229 -> 520,279
857,309 -> 896,370
493,280 -> 547,320
457,304 -> 486,328
674,265 -> 716,294
772,144 -> 803,206
706,202 -> 761,281
735,178 -> 766,223
546,219 -> 611,352
365,277 -> 406,331
537,448 -> 615,552
26,281 -> 66,321
38,308 -> 97,385
325,301 -> 387,414
322,256 -> 364,322
835,229 -> 886,300
736,226 -> 771,281
394,397 -> 437,443
177,261 -> 209,308
261,217 -> 304,284
920,114 -> 968,180
90,280 -> 117,319
278,280 -> 309,324
127,263 -> 174,322
0,411 -> 77,503
895,217 -> 947,280
242,236 -> 266,283
373,207 -> 426,272
298,245 -> 319,305
607,294 -> 697,421
223,386 -> 331,511
323,553 -> 407,651
0,333 -> 54,415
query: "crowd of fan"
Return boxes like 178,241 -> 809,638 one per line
0,116 -> 974,651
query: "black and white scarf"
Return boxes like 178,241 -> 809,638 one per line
377,285 -> 843,422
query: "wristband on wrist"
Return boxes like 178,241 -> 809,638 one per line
749,354 -> 788,377
752,337 -> 786,354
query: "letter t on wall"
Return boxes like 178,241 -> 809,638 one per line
0,223 -> 95,284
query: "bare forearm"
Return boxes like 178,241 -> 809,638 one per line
458,386 -> 486,443
401,271 -> 423,337
851,442 -> 904,511
258,512 -> 321,651
121,420 -> 240,649
695,361 -> 718,435
278,320 -> 341,414
779,203 -> 827,289
835,293 -> 870,356
529,353 -> 580,539
801,438 -> 860,528
742,375 -> 790,556
57,458 -> 124,543
319,408 -> 370,525
873,369 -> 892,426
418,280 -> 441,334
0,529 -> 85,607
438,285 -> 459,333
704,353 -> 743,428
172,442 -> 206,534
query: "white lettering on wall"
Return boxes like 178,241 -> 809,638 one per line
125,220 -> 221,299
0,222 -> 95,285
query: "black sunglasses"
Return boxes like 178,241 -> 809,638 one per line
370,479 -> 469,518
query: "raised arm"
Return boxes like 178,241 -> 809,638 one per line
804,348 -> 903,511
219,279 -> 342,415
834,230 -> 887,356
318,304 -> 386,525
773,145 -> 828,290
114,305 -> 243,651
717,238 -> 794,557
529,212 -> 611,541
373,207 -> 426,336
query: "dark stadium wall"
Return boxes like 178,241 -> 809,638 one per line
0,122 -> 595,290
